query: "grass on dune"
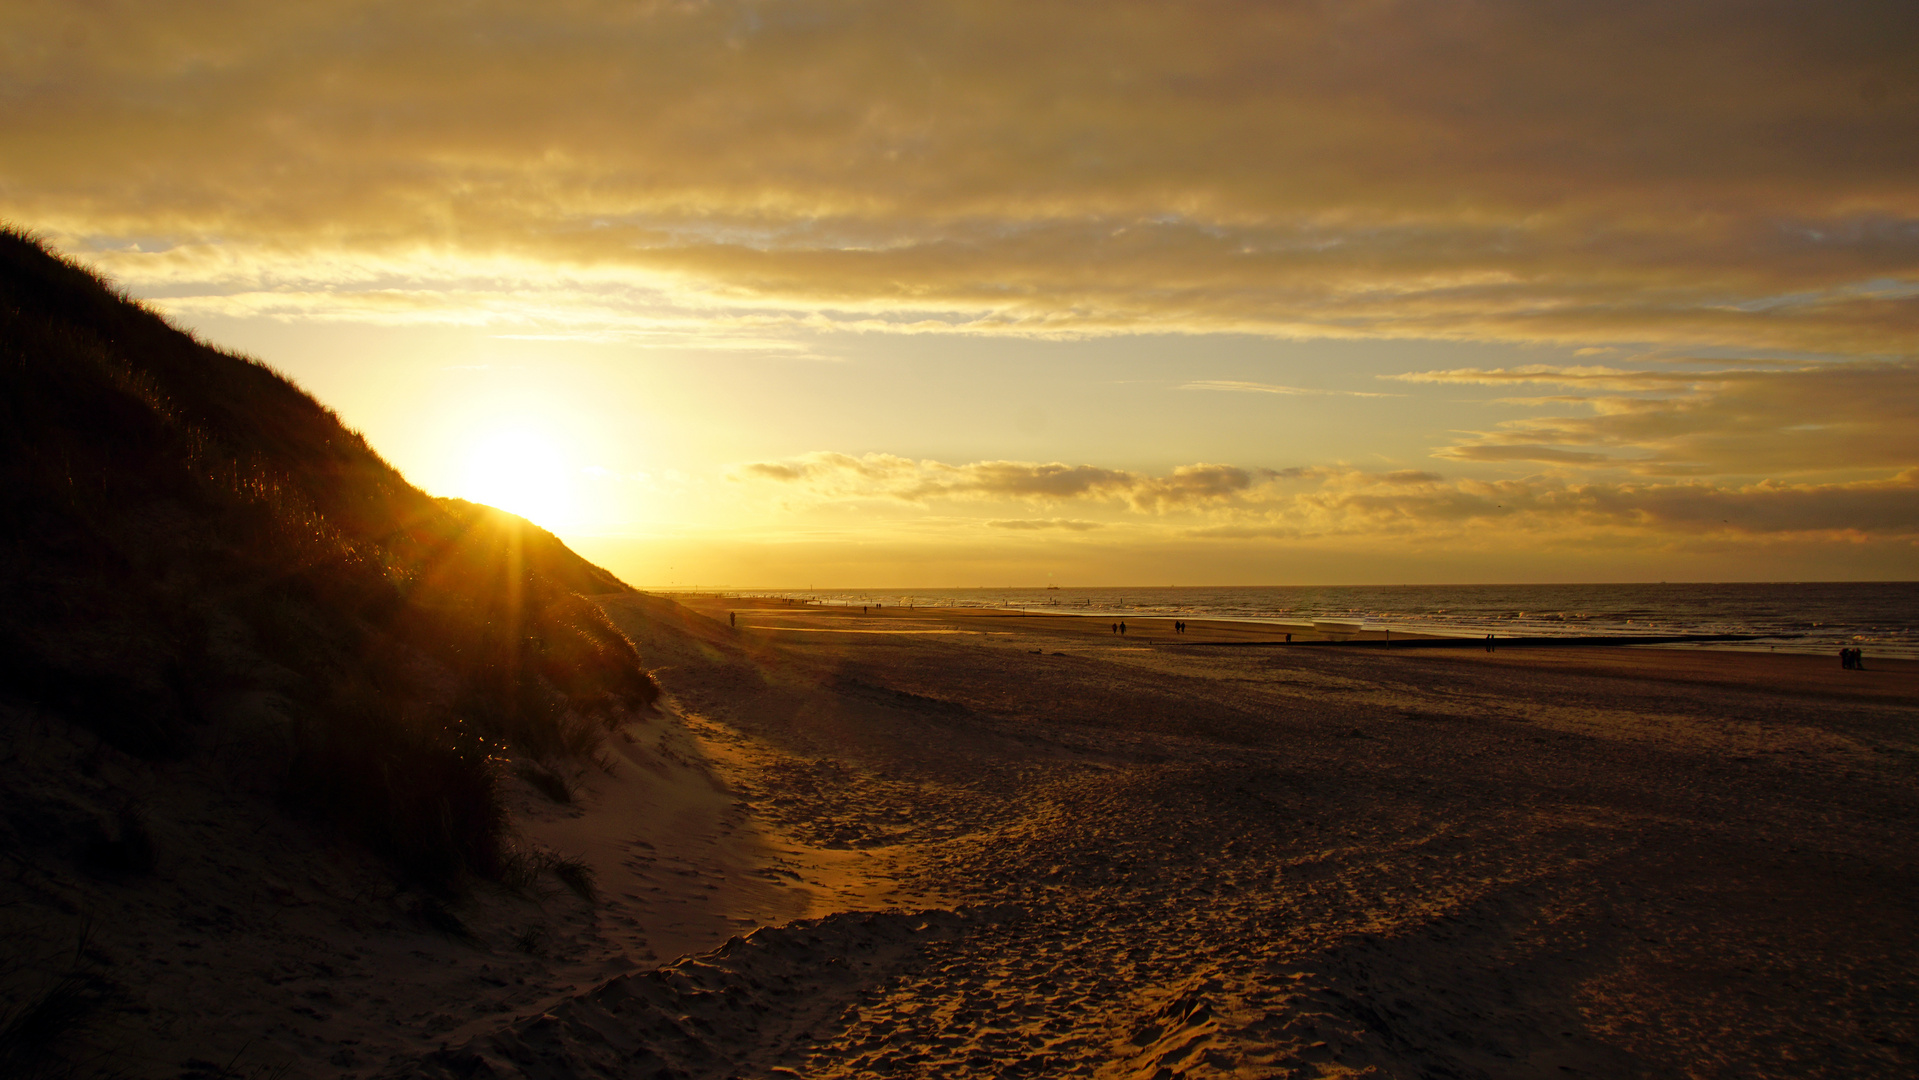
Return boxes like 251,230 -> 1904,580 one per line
0,225 -> 657,889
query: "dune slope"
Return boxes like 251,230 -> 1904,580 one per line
0,230 -> 659,1077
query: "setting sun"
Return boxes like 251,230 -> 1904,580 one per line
459,426 -> 577,528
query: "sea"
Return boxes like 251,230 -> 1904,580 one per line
698,583 -> 1919,660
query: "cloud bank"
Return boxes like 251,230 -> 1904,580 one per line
738,452 -> 1919,543
739,453 -> 1271,513
987,519 -> 1102,532
4,0 -> 1915,350
1394,359 -> 1919,475
1181,380 -> 1401,399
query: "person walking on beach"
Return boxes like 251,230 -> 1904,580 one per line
1120,620 -> 1127,635
729,611 -> 736,628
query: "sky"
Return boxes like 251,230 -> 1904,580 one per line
4,0 -> 1916,586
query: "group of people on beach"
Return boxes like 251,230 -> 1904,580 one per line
1104,620 -> 1194,635
1841,647 -> 1867,669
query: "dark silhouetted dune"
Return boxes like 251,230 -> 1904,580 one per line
0,224 -> 655,887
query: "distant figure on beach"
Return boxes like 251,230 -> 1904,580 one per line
1842,647 -> 1863,669
1285,632 -> 1291,642
1485,634 -> 1496,653
1112,622 -> 1118,634
1120,620 -> 1127,635
729,611 -> 736,628
863,606 -> 868,614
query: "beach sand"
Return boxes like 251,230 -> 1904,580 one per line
7,593 -> 1914,1078
412,595 -> 1916,1079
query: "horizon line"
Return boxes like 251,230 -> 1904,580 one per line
632,579 -> 1919,591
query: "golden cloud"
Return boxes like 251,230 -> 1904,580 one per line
1181,380 -> 1402,398
739,450 -> 1919,542
3,1 -> 1915,350
1398,360 -> 1919,474
737,453 -> 1271,512
986,519 -> 1102,532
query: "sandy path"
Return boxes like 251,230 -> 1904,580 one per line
383,594 -> 1918,1078
1,596 -> 941,1078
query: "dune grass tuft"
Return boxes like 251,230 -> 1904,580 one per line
500,846 -> 599,904
516,760 -> 576,804
550,855 -> 598,903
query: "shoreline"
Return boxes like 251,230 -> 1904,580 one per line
685,595 -> 1919,706
678,593 -> 1919,662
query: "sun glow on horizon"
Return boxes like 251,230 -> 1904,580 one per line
23,0 -> 1915,584
458,425 -> 580,529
